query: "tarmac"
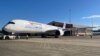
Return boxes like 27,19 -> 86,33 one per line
0,36 -> 100,56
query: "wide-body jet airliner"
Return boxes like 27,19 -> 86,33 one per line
2,19 -> 65,39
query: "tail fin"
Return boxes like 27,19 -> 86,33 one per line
63,22 -> 66,29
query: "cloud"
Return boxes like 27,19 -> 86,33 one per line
93,24 -> 99,27
89,24 -> 100,30
82,15 -> 100,19
93,24 -> 100,30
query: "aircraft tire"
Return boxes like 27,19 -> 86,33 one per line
54,35 -> 59,38
54,30 -> 60,38
5,36 -> 10,40
41,34 -> 47,38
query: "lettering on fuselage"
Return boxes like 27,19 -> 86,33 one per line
25,26 -> 42,29
25,22 -> 42,30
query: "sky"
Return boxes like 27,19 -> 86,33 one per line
0,0 -> 100,29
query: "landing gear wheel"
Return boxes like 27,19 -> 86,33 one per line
5,36 -> 9,40
55,35 -> 59,38
41,34 -> 47,38
54,31 -> 60,38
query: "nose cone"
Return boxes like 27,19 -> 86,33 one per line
3,24 -> 13,32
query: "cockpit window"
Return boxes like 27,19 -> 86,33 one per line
7,22 -> 15,24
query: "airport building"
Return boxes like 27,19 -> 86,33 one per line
48,21 -> 92,36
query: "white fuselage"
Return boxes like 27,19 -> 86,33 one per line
4,19 -> 62,34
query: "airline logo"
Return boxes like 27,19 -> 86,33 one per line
25,22 -> 42,29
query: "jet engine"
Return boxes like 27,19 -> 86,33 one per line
55,29 -> 64,36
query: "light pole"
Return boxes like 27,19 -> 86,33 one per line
69,9 -> 71,24
69,9 -> 72,36
91,18 -> 93,38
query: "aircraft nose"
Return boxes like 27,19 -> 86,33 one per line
3,24 -> 12,32
2,21 -> 15,32
4,25 -> 9,30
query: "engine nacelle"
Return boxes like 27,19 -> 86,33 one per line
55,29 -> 64,36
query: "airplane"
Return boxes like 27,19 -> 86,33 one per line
2,19 -> 65,39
